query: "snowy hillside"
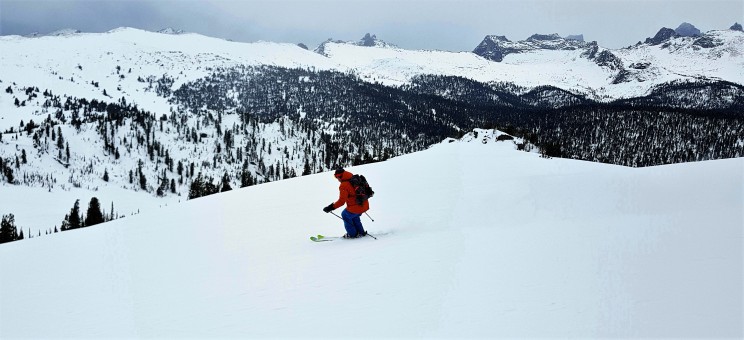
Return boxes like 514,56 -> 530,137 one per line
2,26 -> 743,239
1,131 -> 741,338
0,27 -> 341,129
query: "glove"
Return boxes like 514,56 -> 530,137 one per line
322,203 -> 334,213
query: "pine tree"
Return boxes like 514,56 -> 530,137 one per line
138,161 -> 147,191
188,173 -> 204,199
60,214 -> 70,231
84,197 -> 104,227
68,200 -> 82,230
302,158 -> 312,176
240,170 -> 254,188
56,127 -> 64,149
103,169 -> 109,182
204,177 -> 217,196
220,172 -> 232,192
0,214 -> 18,243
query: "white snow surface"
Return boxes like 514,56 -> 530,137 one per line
1,131 -> 742,338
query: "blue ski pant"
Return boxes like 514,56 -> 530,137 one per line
341,209 -> 365,237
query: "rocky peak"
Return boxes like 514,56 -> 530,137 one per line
356,33 -> 397,48
731,22 -> 743,31
313,34 -> 396,57
527,33 -> 562,41
473,33 -> 592,62
644,27 -> 679,45
359,33 -> 377,47
675,22 -> 701,37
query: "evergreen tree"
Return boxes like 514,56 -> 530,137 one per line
68,199 -> 82,230
0,214 -> 18,244
240,170 -> 254,188
60,214 -> 70,232
188,173 -> 204,199
103,169 -> 109,182
220,172 -> 232,192
138,161 -> 147,191
56,127 -> 64,149
203,177 -> 218,196
302,158 -> 312,176
5,162 -> 15,184
84,197 -> 104,227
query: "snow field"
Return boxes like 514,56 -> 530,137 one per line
1,135 -> 741,338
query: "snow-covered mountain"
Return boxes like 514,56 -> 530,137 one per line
1,25 -> 742,111
317,25 -> 744,98
1,26 -> 742,238
1,129 -> 741,338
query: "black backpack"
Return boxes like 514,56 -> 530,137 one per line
348,174 -> 374,205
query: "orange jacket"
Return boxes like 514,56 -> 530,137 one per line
332,171 -> 369,214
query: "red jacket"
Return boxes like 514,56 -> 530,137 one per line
332,171 -> 369,214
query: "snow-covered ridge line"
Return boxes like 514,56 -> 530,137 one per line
3,25 -> 742,101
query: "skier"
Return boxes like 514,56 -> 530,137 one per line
322,168 -> 368,238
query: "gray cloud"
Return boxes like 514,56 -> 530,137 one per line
1,0 -> 742,51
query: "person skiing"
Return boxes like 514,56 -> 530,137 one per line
322,167 -> 368,238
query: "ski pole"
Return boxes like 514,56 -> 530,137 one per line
365,212 -> 375,222
330,211 -> 342,220
366,232 -> 378,240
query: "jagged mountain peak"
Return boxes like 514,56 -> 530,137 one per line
675,22 -> 701,37
644,27 -> 679,45
356,33 -> 397,48
731,22 -> 743,31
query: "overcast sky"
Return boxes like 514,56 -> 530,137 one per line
1,0 -> 742,51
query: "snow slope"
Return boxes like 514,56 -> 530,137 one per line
1,130 -> 741,338
0,27 -> 341,130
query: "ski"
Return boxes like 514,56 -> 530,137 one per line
310,234 -> 337,242
309,233 -> 379,242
